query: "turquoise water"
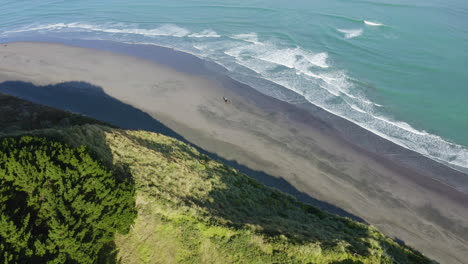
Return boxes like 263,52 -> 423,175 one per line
1,0 -> 467,171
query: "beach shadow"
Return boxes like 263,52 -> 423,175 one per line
0,80 -> 365,223
0,92 -> 110,133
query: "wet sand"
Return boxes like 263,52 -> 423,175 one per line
0,41 -> 467,263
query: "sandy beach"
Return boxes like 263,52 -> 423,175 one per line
0,41 -> 467,264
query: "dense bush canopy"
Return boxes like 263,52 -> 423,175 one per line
0,136 -> 135,264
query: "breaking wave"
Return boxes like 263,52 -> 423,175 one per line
230,33 -> 263,45
2,23 -> 191,37
337,28 -> 363,39
364,20 -> 384,26
188,29 -> 221,38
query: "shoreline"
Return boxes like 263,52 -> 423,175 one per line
0,40 -> 467,263
3,36 -> 468,179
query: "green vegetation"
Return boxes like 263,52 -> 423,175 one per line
0,93 -> 435,263
0,136 -> 136,264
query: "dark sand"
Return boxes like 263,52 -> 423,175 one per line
0,41 -> 467,264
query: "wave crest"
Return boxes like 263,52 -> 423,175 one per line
231,33 -> 263,45
2,23 -> 191,37
364,20 -> 384,26
337,28 -> 363,39
188,29 -> 220,38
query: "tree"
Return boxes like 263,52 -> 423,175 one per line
0,136 -> 136,263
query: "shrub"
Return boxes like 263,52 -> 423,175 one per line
0,136 -> 135,264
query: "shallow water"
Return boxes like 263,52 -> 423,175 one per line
0,0 -> 467,172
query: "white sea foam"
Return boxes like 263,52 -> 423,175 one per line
3,23 -> 191,37
349,104 -> 368,114
364,20 -> 384,26
188,29 -> 220,38
337,28 -> 363,39
81,23 -> 191,37
222,42 -> 344,98
2,23 -> 67,34
307,52 -> 329,69
231,33 -> 263,45
224,42 -> 330,72
256,47 -> 329,69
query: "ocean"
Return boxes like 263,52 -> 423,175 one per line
1,0 -> 467,172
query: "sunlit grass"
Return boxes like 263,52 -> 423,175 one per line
19,124 -> 431,263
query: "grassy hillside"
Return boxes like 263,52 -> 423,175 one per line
0,93 -> 434,264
